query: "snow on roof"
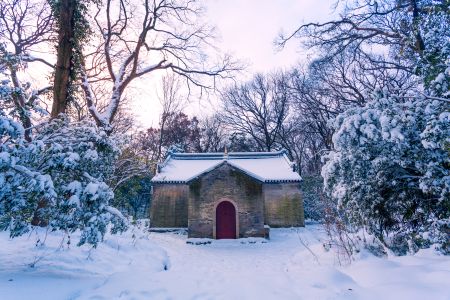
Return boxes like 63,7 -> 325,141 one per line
151,150 -> 301,183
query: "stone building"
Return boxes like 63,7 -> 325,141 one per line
150,150 -> 304,239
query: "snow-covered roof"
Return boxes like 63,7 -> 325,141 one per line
151,150 -> 301,184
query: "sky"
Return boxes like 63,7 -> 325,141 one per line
132,0 -> 336,128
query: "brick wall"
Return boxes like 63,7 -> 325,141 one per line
263,183 -> 304,227
150,184 -> 189,227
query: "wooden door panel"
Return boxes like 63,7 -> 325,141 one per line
216,201 -> 236,239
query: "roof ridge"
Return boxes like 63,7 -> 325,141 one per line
171,150 -> 286,160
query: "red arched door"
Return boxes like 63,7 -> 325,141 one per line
216,201 -> 237,239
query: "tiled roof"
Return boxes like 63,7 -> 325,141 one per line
151,150 -> 301,183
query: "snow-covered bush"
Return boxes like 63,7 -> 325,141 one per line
36,117 -> 127,245
1,80 -> 127,246
322,91 -> 449,254
0,78 -> 56,237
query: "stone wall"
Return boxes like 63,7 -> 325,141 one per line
263,183 -> 304,227
150,184 -> 188,227
188,162 -> 265,238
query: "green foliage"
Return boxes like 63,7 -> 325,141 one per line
48,0 -> 96,106
301,175 -> 325,221
113,175 -> 152,220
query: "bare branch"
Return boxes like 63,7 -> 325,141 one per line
83,0 -> 240,130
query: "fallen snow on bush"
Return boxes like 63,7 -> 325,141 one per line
0,224 -> 449,300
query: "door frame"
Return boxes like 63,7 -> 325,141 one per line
213,198 -> 239,239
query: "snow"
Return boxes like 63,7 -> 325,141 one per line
152,158 -> 222,182
83,149 -> 99,161
64,152 -> 80,166
152,151 -> 301,183
84,183 -> 99,195
1,224 -> 449,300
0,152 -> 10,164
228,156 -> 301,182
68,195 -> 80,207
66,181 -> 82,193
105,206 -> 128,223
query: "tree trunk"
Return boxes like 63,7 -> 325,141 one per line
31,200 -> 49,227
410,0 -> 425,54
51,0 -> 75,118
9,67 -> 33,141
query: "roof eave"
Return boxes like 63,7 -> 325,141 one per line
152,179 -> 302,184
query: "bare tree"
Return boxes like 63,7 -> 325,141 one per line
0,0 -> 54,140
285,50 -> 416,156
277,117 -> 324,176
197,114 -> 227,152
156,74 -> 186,161
0,0 -> 54,63
80,0 -> 239,132
272,1 -> 425,174
276,0 -> 439,74
110,137 -> 152,192
220,73 -> 289,151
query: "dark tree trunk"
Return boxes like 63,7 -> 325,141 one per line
51,0 -> 75,118
31,200 -> 49,227
411,0 -> 425,54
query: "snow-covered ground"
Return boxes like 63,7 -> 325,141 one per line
0,224 -> 449,300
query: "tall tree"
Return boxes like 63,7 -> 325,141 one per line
220,73 -> 290,151
50,0 -> 75,117
138,111 -> 202,167
50,0 -> 91,118
162,112 -> 201,153
197,115 -> 227,153
156,74 -> 186,161
278,0 -> 449,98
80,0 -> 239,131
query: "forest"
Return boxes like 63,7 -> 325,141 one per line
0,0 -> 449,260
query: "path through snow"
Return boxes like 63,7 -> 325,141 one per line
0,225 -> 449,300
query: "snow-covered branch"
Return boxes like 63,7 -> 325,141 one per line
82,0 -> 239,130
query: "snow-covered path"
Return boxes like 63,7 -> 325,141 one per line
142,226 -> 341,300
1,225 -> 449,300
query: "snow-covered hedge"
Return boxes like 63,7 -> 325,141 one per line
0,81 -> 127,246
322,92 -> 449,255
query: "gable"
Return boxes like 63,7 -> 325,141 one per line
151,150 -> 302,184
187,160 -> 264,184
188,162 -> 263,196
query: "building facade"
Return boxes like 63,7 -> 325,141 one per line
151,151 -> 304,239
